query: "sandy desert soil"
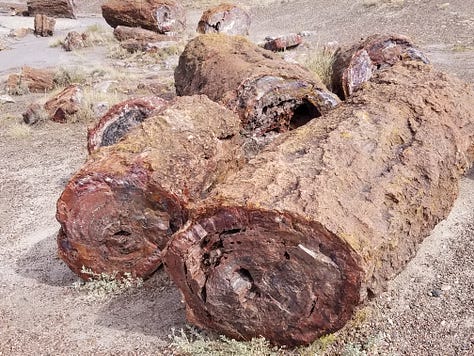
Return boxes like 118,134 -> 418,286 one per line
0,0 -> 473,355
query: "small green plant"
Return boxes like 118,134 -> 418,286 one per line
72,266 -> 143,301
298,334 -> 337,355
170,328 -> 283,356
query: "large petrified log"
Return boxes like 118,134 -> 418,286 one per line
164,61 -> 474,346
87,96 -> 168,153
197,4 -> 251,35
56,96 -> 244,280
27,0 -> 76,19
102,0 -> 186,34
175,34 -> 340,136
331,34 -> 430,99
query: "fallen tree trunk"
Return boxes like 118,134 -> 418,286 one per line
197,4 -> 251,35
27,0 -> 76,19
331,34 -> 430,99
56,96 -> 244,280
87,96 -> 168,153
102,0 -> 186,34
175,34 -> 340,136
164,61 -> 474,346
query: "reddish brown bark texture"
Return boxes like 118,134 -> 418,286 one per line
7,66 -> 55,93
57,96 -> 244,280
164,61 -> 474,346
102,0 -> 186,34
331,34 -> 430,99
44,84 -> 83,123
197,4 -> 251,35
27,0 -> 75,19
34,14 -> 55,37
87,96 -> 168,153
174,34 -> 340,136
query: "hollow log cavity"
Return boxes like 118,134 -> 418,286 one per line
174,34 -> 339,136
57,95 -> 243,280
164,61 -> 474,346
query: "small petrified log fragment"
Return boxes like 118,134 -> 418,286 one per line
164,61 -> 474,346
44,84 -> 83,123
22,103 -> 47,125
197,3 -> 250,35
175,34 -> 339,136
27,0 -> 76,19
263,33 -> 303,51
62,31 -> 88,51
332,34 -> 429,99
56,95 -> 244,280
7,66 -> 55,94
102,0 -> 186,34
87,96 -> 168,153
34,14 -> 55,36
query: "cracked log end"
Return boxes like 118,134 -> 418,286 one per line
229,75 -> 339,135
87,96 -> 168,153
56,162 -> 186,280
197,4 -> 250,35
333,34 -> 430,99
164,206 -> 362,346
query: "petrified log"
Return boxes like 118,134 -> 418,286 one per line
34,14 -> 55,37
102,0 -> 186,34
44,84 -> 83,123
7,66 -> 55,94
27,0 -> 76,19
175,34 -> 340,136
332,34 -> 430,99
56,95 -> 244,280
197,4 -> 250,35
62,31 -> 87,51
22,103 -> 47,125
87,96 -> 168,153
263,33 -> 303,51
164,61 -> 474,346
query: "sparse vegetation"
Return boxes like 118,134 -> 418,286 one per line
72,266 -> 143,301
6,121 -> 33,138
303,46 -> 337,89
170,328 -> 284,356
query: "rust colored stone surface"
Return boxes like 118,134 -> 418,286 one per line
34,14 -> 55,37
87,96 -> 169,153
332,34 -> 430,98
263,33 -> 303,51
56,96 -> 244,280
44,85 -> 83,123
175,34 -> 340,136
102,0 -> 186,34
164,61 -> 474,346
197,3 -> 250,35
7,66 -> 55,94
27,0 -> 76,19
62,31 -> 88,51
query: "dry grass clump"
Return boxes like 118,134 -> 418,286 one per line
303,46 -> 337,90
6,121 -> 32,138
170,328 -> 284,356
72,87 -> 125,124
72,266 -> 143,301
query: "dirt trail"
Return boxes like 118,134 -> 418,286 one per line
0,0 -> 473,355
